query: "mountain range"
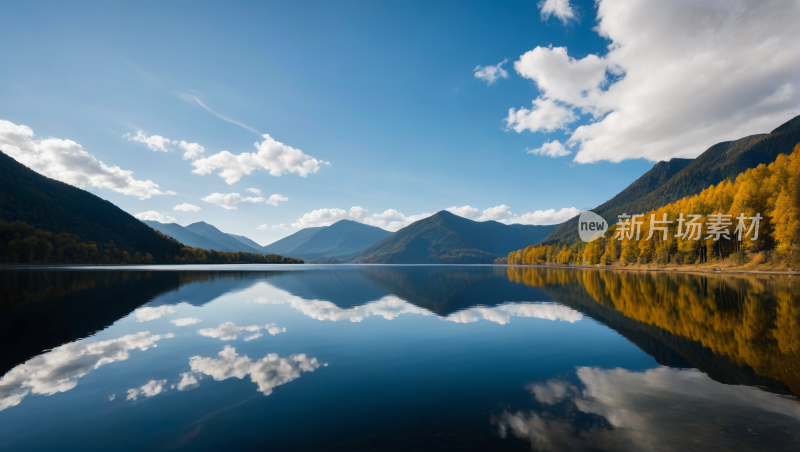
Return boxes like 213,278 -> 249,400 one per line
540,114 -> 800,245
348,211 -> 556,264
262,219 -> 392,260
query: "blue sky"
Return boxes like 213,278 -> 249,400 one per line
1,0 -> 798,244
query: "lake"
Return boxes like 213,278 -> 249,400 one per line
1,265 -> 799,451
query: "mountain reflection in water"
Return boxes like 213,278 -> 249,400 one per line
0,265 -> 798,451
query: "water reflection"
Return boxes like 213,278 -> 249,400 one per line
187,346 -> 323,396
495,366 -> 800,451
0,331 -> 173,410
2,266 -> 799,450
506,267 -> 800,395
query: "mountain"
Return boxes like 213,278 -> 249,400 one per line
541,114 -> 800,245
0,150 -> 183,260
144,221 -> 234,252
348,211 -> 556,264
228,233 -> 267,253
184,222 -> 263,254
263,220 -> 392,260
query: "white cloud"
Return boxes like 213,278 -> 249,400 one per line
126,379 -> 167,401
445,205 -> 514,222
272,224 -> 289,230
176,372 -> 200,391
197,322 -> 285,341
445,205 -> 480,218
0,332 -> 173,411
170,317 -> 201,327
362,209 -> 434,232
538,0 -> 576,24
291,206 -> 368,229
191,134 -> 329,184
134,211 -> 177,223
188,345 -> 321,396
527,140 -> 571,158
505,98 -> 578,133
446,302 -> 583,325
202,193 -> 264,210
134,306 -> 175,322
0,120 -> 173,200
108,394 -> 115,401
474,58 -> 509,85
504,207 -> 581,225
266,194 -> 289,206
173,203 -> 201,212
124,131 -> 173,152
507,0 -> 800,163
177,141 -> 204,160
246,188 -> 262,195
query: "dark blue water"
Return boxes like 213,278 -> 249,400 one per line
0,265 -> 798,451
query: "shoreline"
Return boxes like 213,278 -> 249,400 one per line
506,262 -> 800,276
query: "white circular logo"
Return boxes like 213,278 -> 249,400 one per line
578,211 -> 608,242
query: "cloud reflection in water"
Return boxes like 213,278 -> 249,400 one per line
495,367 -> 800,451
0,332 -> 174,411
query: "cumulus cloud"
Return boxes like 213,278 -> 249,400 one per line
506,207 -> 581,225
197,322 -> 285,341
0,120 -> 173,200
126,379 -> 168,401
246,188 -> 262,195
527,140 -> 571,158
446,302 -> 583,325
0,332 -> 173,411
134,306 -> 175,322
291,206 -> 367,229
496,366 -> 800,450
445,205 -> 578,225
170,317 -> 201,327
363,209 -> 434,232
173,203 -> 201,212
191,134 -> 329,184
202,193 -> 264,210
474,58 -> 509,85
506,0 -> 800,163
188,345 -> 321,396
539,0 -> 576,24
124,131 -> 173,152
266,194 -> 289,206
177,141 -> 204,160
505,98 -> 577,133
134,211 -> 177,223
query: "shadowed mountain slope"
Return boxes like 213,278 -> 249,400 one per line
184,221 -> 263,254
0,150 -> 183,260
541,115 -> 800,245
263,220 -> 391,260
348,211 -> 556,264
228,233 -> 267,252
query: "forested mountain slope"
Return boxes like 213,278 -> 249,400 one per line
263,220 -> 391,260
541,115 -> 800,245
348,211 -> 556,264
0,150 -> 183,260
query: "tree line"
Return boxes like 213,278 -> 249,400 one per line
509,144 -> 800,268
0,220 -> 303,265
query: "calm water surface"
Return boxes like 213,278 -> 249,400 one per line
1,265 -> 799,451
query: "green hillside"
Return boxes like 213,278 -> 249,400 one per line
541,115 -> 800,245
0,150 -> 183,261
348,211 -> 556,264
263,220 -> 391,260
